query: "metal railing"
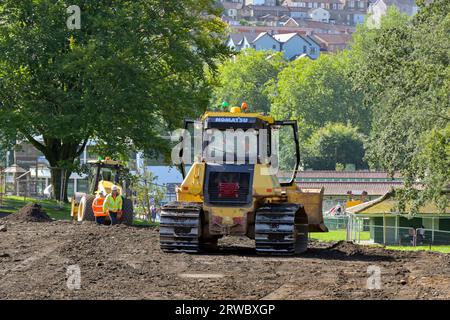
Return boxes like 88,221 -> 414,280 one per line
323,215 -> 348,230
347,219 -> 450,247
322,215 -> 450,250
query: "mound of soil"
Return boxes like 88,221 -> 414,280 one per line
328,240 -> 364,255
6,203 -> 52,223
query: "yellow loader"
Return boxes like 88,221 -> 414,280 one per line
160,104 -> 327,255
71,158 -> 134,225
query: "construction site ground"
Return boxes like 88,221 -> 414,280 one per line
0,218 -> 449,300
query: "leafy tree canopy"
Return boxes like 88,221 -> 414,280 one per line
210,48 -> 286,113
351,1 -> 449,211
0,0 -> 230,200
270,52 -> 369,140
304,123 -> 367,170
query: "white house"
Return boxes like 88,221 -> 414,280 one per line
308,7 -> 330,23
222,1 -> 244,19
273,33 -> 305,60
245,0 -> 276,5
252,32 -> 281,51
368,0 -> 419,27
226,33 -> 259,51
226,32 -> 321,60
240,33 -> 259,49
226,33 -> 245,51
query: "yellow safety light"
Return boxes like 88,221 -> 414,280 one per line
230,107 -> 241,113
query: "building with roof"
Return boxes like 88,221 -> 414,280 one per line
272,32 -> 320,59
241,4 -> 291,19
3,164 -> 27,195
221,15 -> 241,26
312,33 -> 353,52
226,31 -> 321,59
295,170 -> 403,212
368,0 -> 419,26
252,32 -> 282,51
346,191 -> 450,245
308,7 -> 331,22
283,0 -> 369,25
221,1 -> 244,19
246,0 -> 277,5
226,33 -> 246,50
280,17 -> 355,33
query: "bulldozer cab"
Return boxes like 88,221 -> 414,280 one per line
87,159 -> 128,196
181,115 -> 300,186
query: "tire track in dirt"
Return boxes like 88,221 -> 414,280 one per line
0,220 -> 449,299
0,242 -> 61,276
0,241 -> 62,295
260,283 -> 297,300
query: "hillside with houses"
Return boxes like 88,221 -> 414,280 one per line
219,0 -> 420,54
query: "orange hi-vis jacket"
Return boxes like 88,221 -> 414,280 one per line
92,197 -> 107,217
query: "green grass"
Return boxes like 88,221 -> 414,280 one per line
132,218 -> 159,227
384,245 -> 450,254
309,228 -> 450,254
0,196 -> 162,225
310,229 -> 371,242
0,196 -> 71,220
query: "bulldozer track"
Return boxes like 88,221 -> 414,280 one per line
159,202 -> 202,253
255,203 -> 305,255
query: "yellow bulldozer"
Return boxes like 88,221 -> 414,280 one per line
160,104 -> 327,255
71,158 -> 134,225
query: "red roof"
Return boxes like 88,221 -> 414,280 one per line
284,0 -> 344,5
232,24 -> 353,35
296,170 -> 401,179
222,2 -> 243,10
312,33 -> 353,45
297,181 -> 403,196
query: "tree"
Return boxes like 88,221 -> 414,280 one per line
271,52 -> 369,140
303,123 -> 368,170
210,49 -> 286,113
351,0 -> 449,211
132,170 -> 166,221
410,124 -> 450,211
0,0 -> 229,201
349,6 -> 411,115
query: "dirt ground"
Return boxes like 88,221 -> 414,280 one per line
0,218 -> 449,300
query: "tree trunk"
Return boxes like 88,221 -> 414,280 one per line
22,134 -> 88,203
50,166 -> 72,202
